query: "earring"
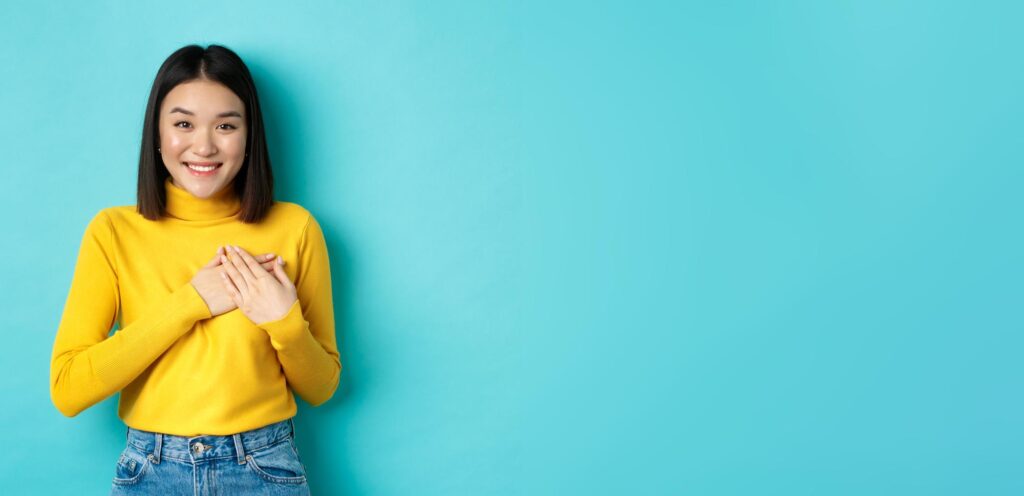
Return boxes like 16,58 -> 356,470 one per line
157,147 -> 161,152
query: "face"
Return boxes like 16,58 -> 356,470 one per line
158,79 -> 247,198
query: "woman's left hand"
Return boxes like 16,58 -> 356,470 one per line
220,245 -> 298,325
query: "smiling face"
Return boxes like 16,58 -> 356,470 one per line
158,79 -> 247,198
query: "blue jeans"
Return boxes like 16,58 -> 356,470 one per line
110,418 -> 311,495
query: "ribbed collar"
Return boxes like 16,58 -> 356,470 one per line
164,177 -> 242,221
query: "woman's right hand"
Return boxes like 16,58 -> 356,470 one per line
191,246 -> 285,317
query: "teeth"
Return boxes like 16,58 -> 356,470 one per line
186,163 -> 219,172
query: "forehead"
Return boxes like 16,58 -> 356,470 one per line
160,80 -> 245,116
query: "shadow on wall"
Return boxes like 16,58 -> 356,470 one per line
251,53 -> 362,493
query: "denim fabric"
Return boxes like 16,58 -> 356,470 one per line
109,418 -> 310,495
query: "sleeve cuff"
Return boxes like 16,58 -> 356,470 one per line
182,282 -> 213,321
257,299 -> 306,349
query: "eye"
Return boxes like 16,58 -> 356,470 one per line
174,121 -> 191,129
218,123 -> 237,130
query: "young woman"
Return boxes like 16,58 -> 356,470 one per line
49,44 -> 340,495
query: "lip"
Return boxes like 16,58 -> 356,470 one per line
183,162 -> 222,177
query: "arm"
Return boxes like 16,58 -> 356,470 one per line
49,211 -> 211,417
257,214 -> 342,406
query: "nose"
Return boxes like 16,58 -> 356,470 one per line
192,130 -> 218,157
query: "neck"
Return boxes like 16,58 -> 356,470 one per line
164,177 -> 242,221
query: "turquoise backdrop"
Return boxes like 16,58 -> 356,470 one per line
1,1 -> 1021,494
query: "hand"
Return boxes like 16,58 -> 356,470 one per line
220,244 -> 298,325
191,246 -> 287,317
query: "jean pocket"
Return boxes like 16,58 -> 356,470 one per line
245,439 -> 307,485
111,446 -> 150,486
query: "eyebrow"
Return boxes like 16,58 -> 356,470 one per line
169,107 -> 243,118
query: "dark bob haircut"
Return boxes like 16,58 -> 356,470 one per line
136,44 -> 273,223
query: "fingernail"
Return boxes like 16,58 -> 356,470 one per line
277,256 -> 284,265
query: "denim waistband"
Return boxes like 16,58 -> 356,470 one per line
125,418 -> 296,465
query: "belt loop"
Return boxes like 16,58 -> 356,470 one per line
289,417 -> 296,439
233,433 -> 246,465
152,433 -> 163,464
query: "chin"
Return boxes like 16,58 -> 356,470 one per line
171,166 -> 239,196
177,177 -> 223,197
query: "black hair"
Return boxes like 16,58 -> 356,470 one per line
136,44 -> 273,223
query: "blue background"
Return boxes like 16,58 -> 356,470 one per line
2,1 -> 1021,494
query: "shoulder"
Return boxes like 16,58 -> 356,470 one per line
266,200 -> 314,227
265,200 -> 326,238
98,205 -> 143,226
95,202 -> 320,230
267,200 -> 312,219
266,201 -> 330,253
75,207 -> 122,247
82,207 -> 120,231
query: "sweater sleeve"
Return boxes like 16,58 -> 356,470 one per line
49,210 -> 212,417
257,213 -> 342,407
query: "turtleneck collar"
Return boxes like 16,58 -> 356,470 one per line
164,177 -> 242,221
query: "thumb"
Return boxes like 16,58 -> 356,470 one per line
202,246 -> 225,268
271,257 -> 294,288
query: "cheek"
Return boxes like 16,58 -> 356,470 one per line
162,133 -> 188,151
220,136 -> 247,158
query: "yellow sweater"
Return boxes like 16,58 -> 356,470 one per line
50,177 -> 341,436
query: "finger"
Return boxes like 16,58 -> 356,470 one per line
202,246 -> 225,268
220,270 -> 242,306
260,256 -> 284,272
228,245 -> 260,287
254,254 -> 284,268
221,252 -> 249,296
232,245 -> 266,276
271,258 -> 295,288
233,245 -> 272,279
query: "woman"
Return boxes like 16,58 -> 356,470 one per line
49,44 -> 340,495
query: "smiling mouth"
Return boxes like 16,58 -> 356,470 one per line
183,162 -> 223,172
